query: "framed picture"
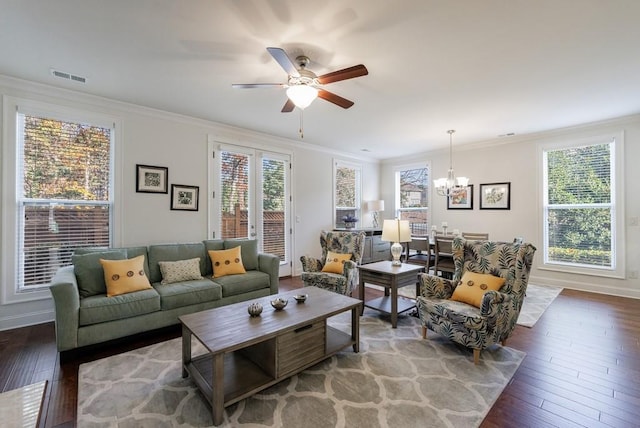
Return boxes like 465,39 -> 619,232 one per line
136,164 -> 168,193
480,182 -> 511,210
170,184 -> 199,211
447,185 -> 474,209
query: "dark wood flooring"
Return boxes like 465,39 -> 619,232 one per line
1,277 -> 639,427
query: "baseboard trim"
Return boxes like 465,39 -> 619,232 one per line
528,274 -> 640,300
0,309 -> 54,331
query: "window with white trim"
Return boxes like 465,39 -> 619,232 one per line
14,108 -> 114,291
541,134 -> 624,277
395,165 -> 430,235
334,161 -> 361,228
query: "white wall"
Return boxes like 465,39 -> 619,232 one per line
0,75 -> 380,330
381,115 -> 640,298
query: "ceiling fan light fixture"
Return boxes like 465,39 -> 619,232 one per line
286,84 -> 318,109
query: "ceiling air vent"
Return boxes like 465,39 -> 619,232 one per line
50,68 -> 87,83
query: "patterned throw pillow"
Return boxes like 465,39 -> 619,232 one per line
450,271 -> 505,308
100,255 -> 152,297
321,251 -> 352,274
158,257 -> 204,285
209,247 -> 246,278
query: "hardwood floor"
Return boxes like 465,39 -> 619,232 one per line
1,278 -> 639,427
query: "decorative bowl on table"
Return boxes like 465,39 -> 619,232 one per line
293,294 -> 308,303
247,302 -> 263,317
270,297 -> 289,310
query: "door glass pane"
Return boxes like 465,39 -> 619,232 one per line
220,151 -> 249,239
262,157 -> 286,262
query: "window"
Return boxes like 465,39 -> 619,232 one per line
541,134 -> 624,277
334,161 -> 361,228
396,166 -> 430,235
4,102 -> 115,297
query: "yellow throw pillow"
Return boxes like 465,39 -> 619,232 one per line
209,247 -> 246,278
450,271 -> 506,308
100,255 -> 152,297
321,251 -> 352,274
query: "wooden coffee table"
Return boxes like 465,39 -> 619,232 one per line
179,287 -> 361,426
358,261 -> 424,328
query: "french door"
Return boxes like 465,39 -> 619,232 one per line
209,142 -> 292,277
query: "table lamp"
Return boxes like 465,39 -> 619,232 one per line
366,200 -> 385,228
381,219 -> 411,265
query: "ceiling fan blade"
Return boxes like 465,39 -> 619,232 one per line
232,83 -> 286,89
266,47 -> 300,77
318,89 -> 355,109
317,64 -> 368,85
281,99 -> 295,113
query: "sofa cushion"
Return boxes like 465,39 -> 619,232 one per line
213,270 -> 270,297
148,243 -> 207,283
74,246 -> 150,278
224,239 -> 259,270
153,278 -> 222,310
209,247 -> 246,278
203,240 -> 225,276
73,250 -> 127,298
79,288 -> 160,326
158,257 -> 204,284
100,255 -> 153,297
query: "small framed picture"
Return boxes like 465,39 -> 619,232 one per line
136,164 -> 168,193
171,184 -> 199,211
447,185 -> 474,210
480,182 -> 511,210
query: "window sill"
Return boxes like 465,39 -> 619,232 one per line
538,263 -> 625,280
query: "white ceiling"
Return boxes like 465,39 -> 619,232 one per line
2,0 -> 640,159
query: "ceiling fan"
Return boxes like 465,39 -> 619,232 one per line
232,47 -> 368,112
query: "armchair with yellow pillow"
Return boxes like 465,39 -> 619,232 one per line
416,237 -> 536,364
299,230 -> 366,296
49,239 -> 279,353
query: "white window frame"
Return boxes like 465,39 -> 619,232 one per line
1,96 -> 122,304
538,132 -> 625,279
333,159 -> 362,229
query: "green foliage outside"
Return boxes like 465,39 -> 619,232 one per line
262,159 -> 285,211
23,116 -> 111,200
546,143 -> 612,266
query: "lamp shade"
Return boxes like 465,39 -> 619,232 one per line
381,219 -> 411,243
286,85 -> 318,109
366,200 -> 385,212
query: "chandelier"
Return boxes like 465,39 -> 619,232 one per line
433,130 -> 469,197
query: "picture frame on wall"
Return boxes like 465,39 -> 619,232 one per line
136,164 -> 168,193
479,182 -> 511,210
447,185 -> 474,210
170,184 -> 199,211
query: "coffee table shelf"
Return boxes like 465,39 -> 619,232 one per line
180,287 -> 361,426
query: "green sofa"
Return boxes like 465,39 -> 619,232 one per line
49,239 -> 279,352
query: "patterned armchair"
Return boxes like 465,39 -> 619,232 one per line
300,230 -> 366,296
416,238 -> 536,364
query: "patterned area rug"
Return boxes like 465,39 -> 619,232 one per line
368,282 -> 562,328
516,283 -> 563,327
78,311 -> 524,427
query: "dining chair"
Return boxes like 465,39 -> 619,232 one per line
404,236 -> 434,271
433,235 -> 455,278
